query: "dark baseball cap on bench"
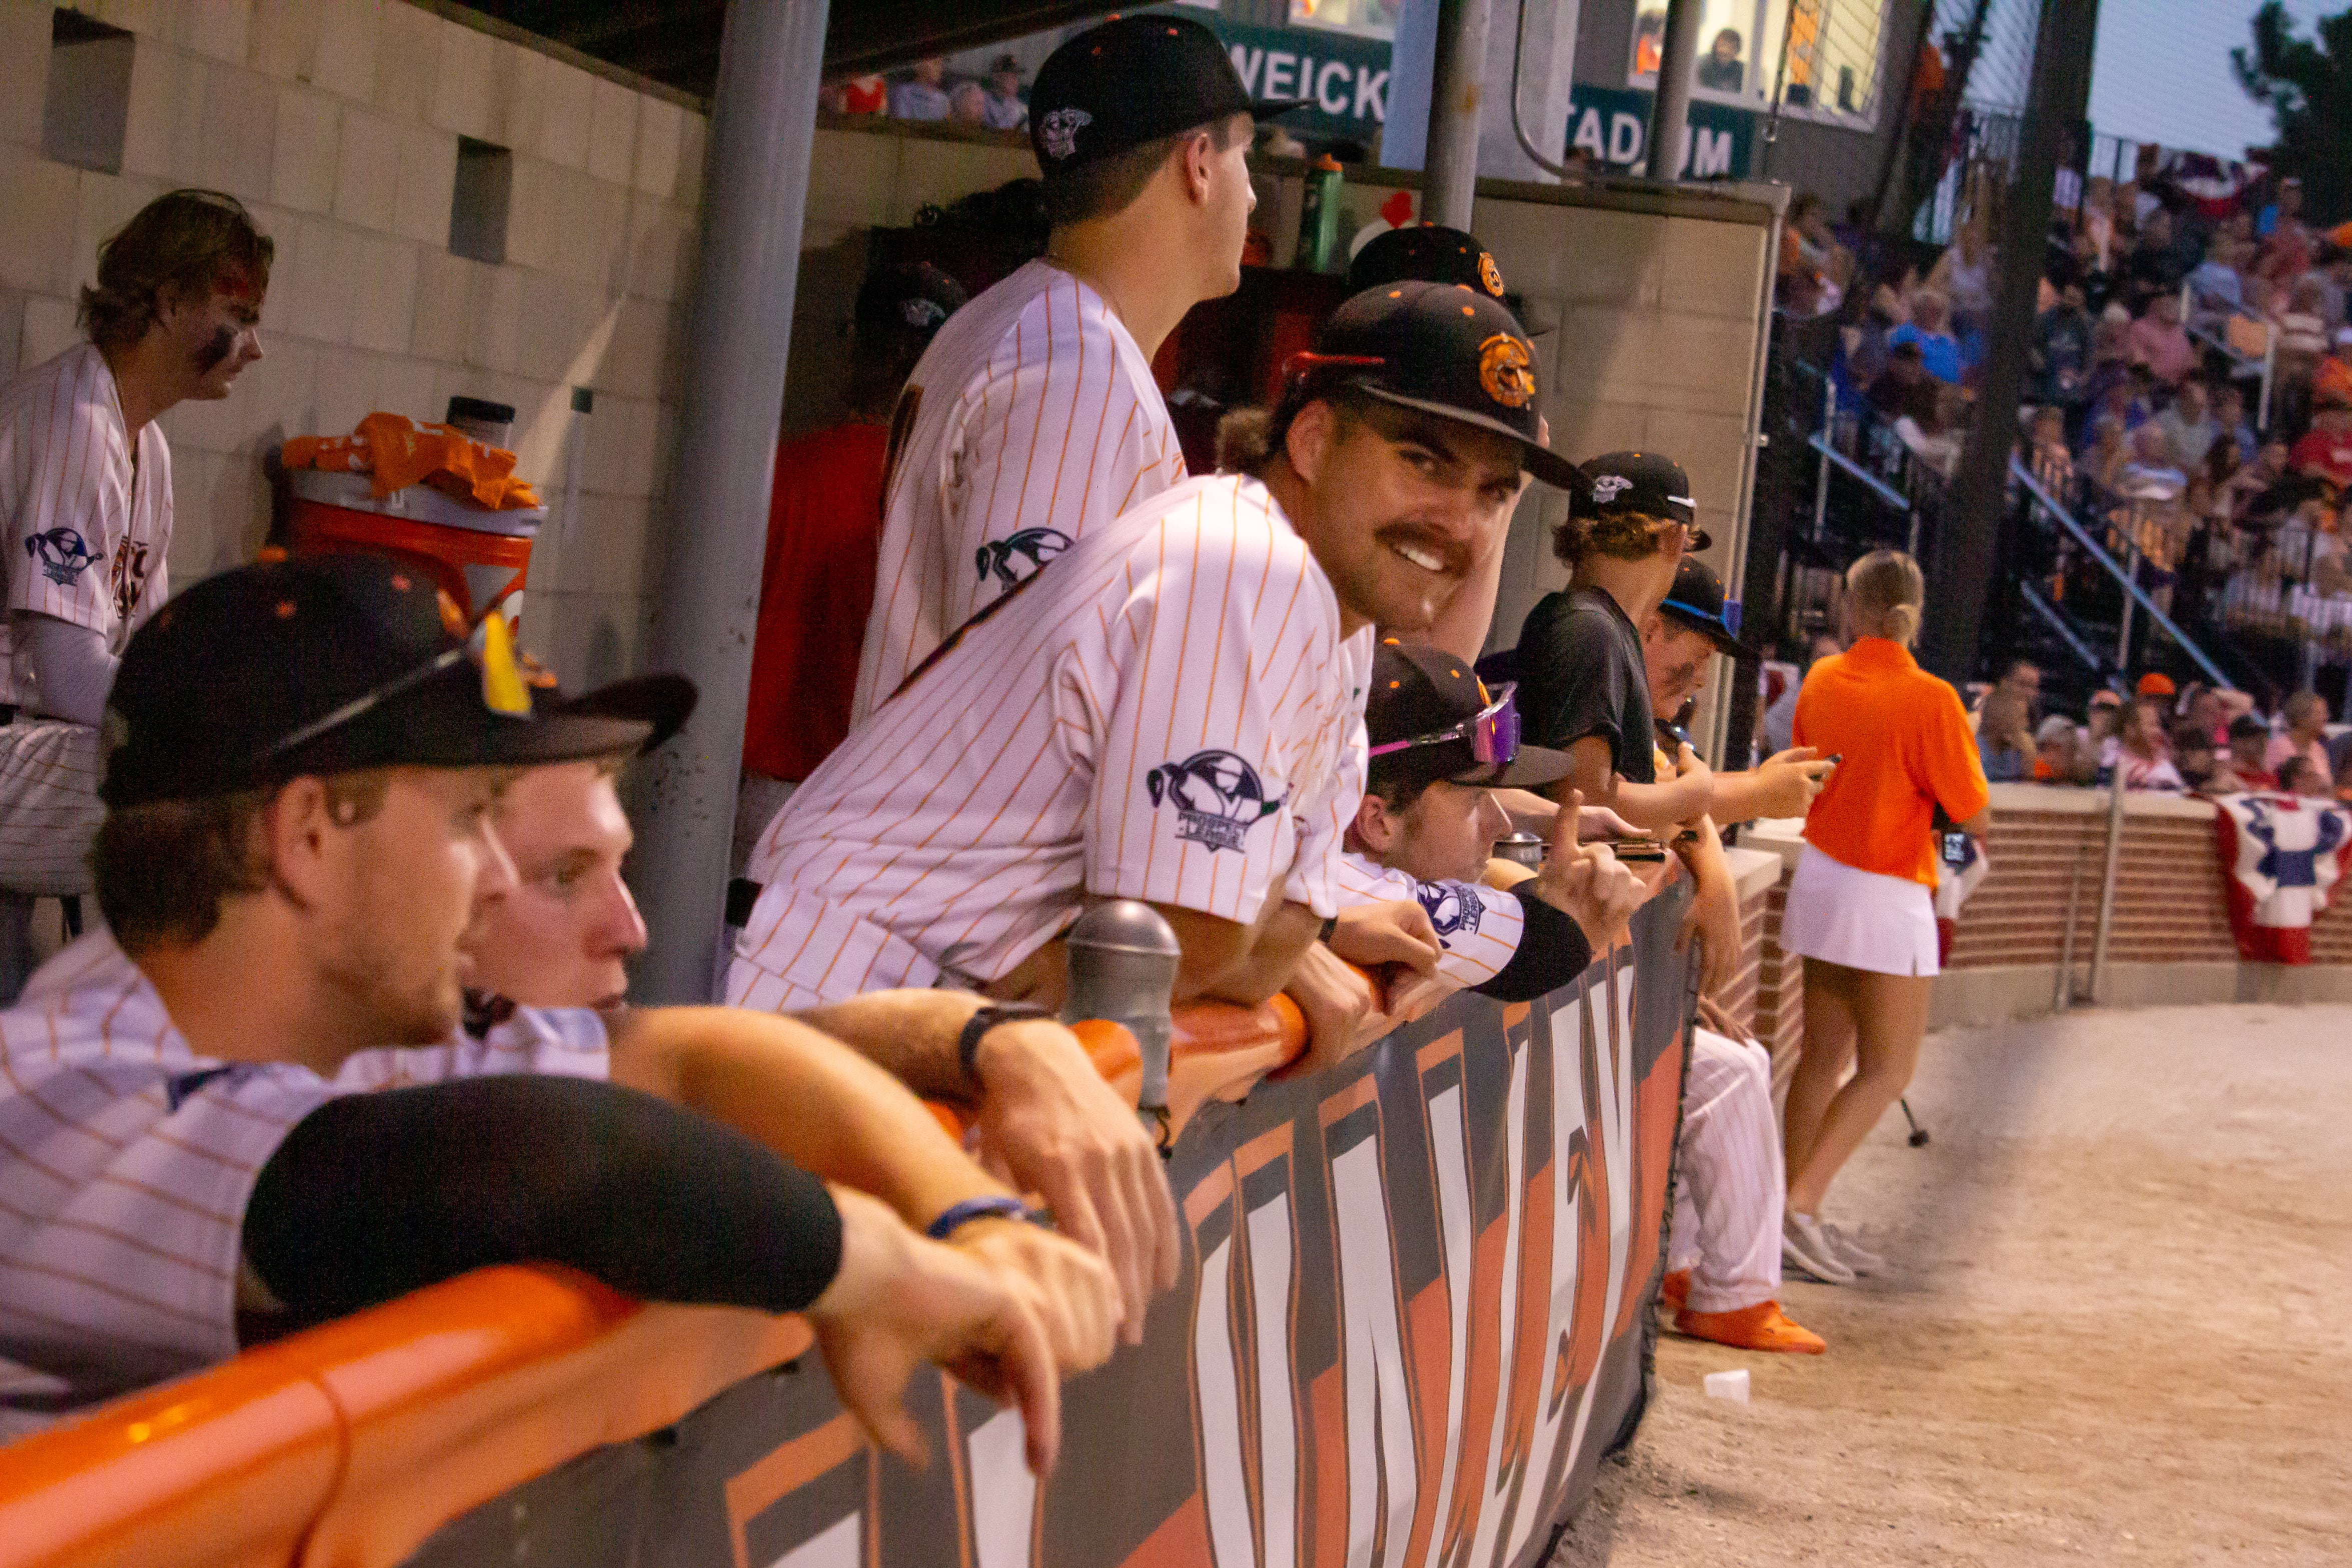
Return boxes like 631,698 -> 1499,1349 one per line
1029,15 -> 1306,176
102,554 -> 652,808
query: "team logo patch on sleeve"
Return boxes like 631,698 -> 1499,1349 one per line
26,528 -> 98,586
1146,750 -> 1286,853
975,527 -> 1071,590
1414,879 -> 1486,945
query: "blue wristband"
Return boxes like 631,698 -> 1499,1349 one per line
925,1194 -> 1032,1241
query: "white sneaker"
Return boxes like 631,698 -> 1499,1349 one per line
1822,1221 -> 1884,1276
1781,1211 -> 1856,1284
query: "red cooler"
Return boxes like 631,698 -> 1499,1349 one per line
287,468 -> 544,623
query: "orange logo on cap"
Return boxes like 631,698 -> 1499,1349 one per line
1478,334 -> 1536,409
1478,252 -> 1505,297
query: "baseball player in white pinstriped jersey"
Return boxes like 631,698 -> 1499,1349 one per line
0,193 -> 269,978
1329,640 -> 1646,1007
847,16 -> 1308,724
735,283 -> 1587,1064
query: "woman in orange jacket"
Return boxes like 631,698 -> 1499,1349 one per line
1778,551 -> 1991,1284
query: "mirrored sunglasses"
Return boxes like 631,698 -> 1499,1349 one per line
1367,683 -> 1521,766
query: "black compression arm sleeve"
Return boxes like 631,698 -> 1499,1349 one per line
1475,893 -> 1597,1003
241,1076 -> 843,1333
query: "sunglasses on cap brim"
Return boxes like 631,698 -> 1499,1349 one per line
1367,683 -> 1522,767
263,611 -> 536,760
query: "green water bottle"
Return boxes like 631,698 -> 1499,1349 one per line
1297,154 -> 1344,272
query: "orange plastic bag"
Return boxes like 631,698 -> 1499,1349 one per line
280,414 -> 540,510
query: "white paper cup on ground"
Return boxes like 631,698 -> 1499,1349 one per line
1703,1368 -> 1750,1403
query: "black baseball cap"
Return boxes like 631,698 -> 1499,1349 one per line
854,260 -> 967,342
1296,282 -> 1581,489
556,673 -> 697,755
1029,15 -> 1304,177
1657,556 -> 1755,658
1348,224 -> 1509,300
1366,639 -> 1576,793
1582,450 -> 1709,548
102,554 -> 651,808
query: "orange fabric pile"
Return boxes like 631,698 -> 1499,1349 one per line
282,412 -> 541,510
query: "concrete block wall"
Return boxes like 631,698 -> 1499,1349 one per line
0,0 -> 706,693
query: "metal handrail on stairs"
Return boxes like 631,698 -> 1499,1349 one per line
2009,457 -> 2232,690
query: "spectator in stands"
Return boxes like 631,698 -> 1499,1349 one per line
2027,404 -> 2076,489
2084,412 -> 2131,493
479,685 -> 1177,1342
2118,421 -> 2188,500
2276,754 -> 2332,799
2128,293 -> 2196,386
2267,691 -> 2333,792
822,75 -> 888,116
2257,175 -> 2303,241
2079,687 -> 2124,779
949,81 -> 992,127
1895,383 -> 1968,477
1974,658 -> 2043,731
2290,397 -> 2352,493
737,261 -> 967,875
1928,218 -> 1997,336
2227,711 -> 2277,789
2157,379 -> 2221,470
1977,688 -> 2036,782
982,55 -> 1029,131
2175,724 -> 2238,795
2272,276 -> 2332,431
890,58 -> 952,121
1779,550 -> 1989,1282
2258,178 -> 2315,285
1889,290 -> 1962,384
2187,234 -> 2247,318
1867,340 -> 1939,430
1778,196 -> 1850,317
2125,207 -> 2189,306
1517,452 -> 1833,832
2034,714 -> 2084,782
0,557 -> 1110,1444
1697,27 -> 1746,92
2214,382 -> 2258,465
2032,281 -> 2096,413
2117,697 -> 2185,790
0,191 -> 273,1000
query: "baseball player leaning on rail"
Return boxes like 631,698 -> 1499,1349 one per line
0,556 -> 1112,1469
0,191 -> 269,994
731,283 -> 1603,1074
1332,639 -> 1646,1002
847,15 -> 1306,724
459,677 -> 1179,1353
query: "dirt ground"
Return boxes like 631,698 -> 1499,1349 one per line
1549,1002 -> 2352,1568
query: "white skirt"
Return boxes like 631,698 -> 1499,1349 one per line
1780,843 -> 1940,977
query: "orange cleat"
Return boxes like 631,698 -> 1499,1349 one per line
1672,1299 -> 1826,1354
1660,1269 -> 1691,1310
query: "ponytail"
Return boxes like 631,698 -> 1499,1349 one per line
1847,549 -> 1925,647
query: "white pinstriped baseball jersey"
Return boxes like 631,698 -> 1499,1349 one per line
0,932 -> 606,1420
1332,850 -> 1528,993
0,343 -> 172,708
849,260 -> 1186,725
731,473 -> 1373,1013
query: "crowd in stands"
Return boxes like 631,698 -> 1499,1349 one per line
820,54 -> 1031,131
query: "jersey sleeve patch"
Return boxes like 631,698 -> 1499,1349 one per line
1144,749 -> 1288,854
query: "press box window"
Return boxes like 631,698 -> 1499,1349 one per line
43,10 -> 136,175
449,138 -> 513,265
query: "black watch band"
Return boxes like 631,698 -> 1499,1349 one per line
1319,915 -> 1339,944
957,1002 -> 1052,1092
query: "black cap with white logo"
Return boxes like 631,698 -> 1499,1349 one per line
1029,15 -> 1305,178
1294,281 -> 1581,490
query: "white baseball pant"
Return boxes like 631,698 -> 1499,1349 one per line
1666,1025 -> 1785,1314
0,720 -> 101,898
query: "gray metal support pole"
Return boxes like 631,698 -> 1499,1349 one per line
630,0 -> 831,1003
2087,761 -> 2128,1003
1647,0 -> 1702,180
1424,0 -> 1493,229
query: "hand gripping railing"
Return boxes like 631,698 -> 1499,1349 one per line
2010,456 -> 2232,690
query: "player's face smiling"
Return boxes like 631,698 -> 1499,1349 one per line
324,767 -> 518,1043
1296,402 -> 1523,635
468,761 -> 647,1010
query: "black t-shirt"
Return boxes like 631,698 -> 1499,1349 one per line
1517,585 -> 1656,785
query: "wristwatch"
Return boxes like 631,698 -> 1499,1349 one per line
956,1002 -> 1052,1093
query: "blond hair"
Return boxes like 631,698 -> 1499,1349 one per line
1847,549 -> 1924,647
